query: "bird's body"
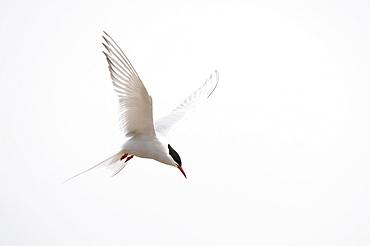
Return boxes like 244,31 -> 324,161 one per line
122,135 -> 174,165
65,32 -> 218,182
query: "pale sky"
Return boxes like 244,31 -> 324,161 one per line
1,0 -> 370,245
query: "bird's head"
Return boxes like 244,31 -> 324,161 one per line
168,144 -> 187,178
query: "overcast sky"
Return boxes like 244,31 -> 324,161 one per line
1,0 -> 370,245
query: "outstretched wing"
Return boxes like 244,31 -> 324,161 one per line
102,32 -> 156,137
155,70 -> 219,138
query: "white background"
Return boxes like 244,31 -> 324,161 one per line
1,0 -> 370,245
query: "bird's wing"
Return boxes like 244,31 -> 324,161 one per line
155,70 -> 219,138
102,32 -> 156,137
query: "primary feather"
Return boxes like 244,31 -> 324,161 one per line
155,71 -> 219,138
102,31 -> 155,137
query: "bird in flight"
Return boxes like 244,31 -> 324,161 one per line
65,32 -> 218,182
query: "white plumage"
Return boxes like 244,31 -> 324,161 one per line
65,32 -> 218,182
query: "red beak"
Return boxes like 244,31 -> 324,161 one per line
177,165 -> 187,179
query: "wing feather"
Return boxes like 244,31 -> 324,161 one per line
155,70 -> 219,137
102,32 -> 155,137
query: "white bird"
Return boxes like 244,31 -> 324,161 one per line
65,32 -> 218,182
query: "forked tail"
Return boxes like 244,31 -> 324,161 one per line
62,151 -> 128,183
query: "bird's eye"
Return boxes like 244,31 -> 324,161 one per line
168,144 -> 182,166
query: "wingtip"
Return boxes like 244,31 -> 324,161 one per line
206,70 -> 219,98
214,70 -> 219,85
